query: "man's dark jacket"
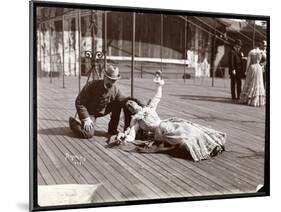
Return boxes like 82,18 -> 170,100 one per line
75,80 -> 125,120
229,48 -> 243,78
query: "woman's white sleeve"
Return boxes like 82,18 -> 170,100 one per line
124,118 -> 140,142
246,51 -> 251,74
148,85 -> 162,110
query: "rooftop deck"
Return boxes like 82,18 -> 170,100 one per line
37,76 -> 265,203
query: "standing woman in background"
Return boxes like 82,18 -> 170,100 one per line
239,42 -> 266,107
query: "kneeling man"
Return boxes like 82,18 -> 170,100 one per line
69,65 -> 127,138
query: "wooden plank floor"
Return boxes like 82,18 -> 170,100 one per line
37,76 -> 266,203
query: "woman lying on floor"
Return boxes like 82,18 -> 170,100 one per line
112,71 -> 226,162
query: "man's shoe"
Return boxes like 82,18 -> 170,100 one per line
69,117 -> 82,133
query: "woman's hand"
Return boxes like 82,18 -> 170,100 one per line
117,132 -> 126,141
153,70 -> 165,86
123,135 -> 134,143
116,132 -> 133,144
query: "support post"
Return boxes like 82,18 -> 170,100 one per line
104,11 -> 107,74
49,21 -> 52,83
62,14 -> 65,88
183,16 -> 187,84
253,20 -> 256,48
160,14 -> 163,73
131,12 -> 136,97
91,10 -> 95,80
212,28 -> 216,87
38,23 -> 42,79
77,9 -> 82,92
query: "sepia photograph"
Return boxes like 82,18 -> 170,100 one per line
30,0 -> 269,210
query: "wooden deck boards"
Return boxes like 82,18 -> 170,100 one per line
37,76 -> 266,202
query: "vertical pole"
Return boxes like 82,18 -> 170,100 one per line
49,21 -> 52,83
183,16 -> 187,84
91,10 -> 95,53
77,9 -> 81,92
212,28 -> 216,87
160,14 -> 163,73
38,23 -> 42,79
62,14 -> 65,88
104,11 -> 107,73
131,12 -> 136,98
253,20 -> 256,48
90,10 -> 95,80
42,24 -> 46,76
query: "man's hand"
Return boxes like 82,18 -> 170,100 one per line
82,117 -> 94,132
232,70 -> 236,75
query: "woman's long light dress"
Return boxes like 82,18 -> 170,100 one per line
124,84 -> 226,162
239,48 -> 266,106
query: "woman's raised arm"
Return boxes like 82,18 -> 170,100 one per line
147,79 -> 165,110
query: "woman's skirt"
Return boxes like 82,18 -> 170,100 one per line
154,117 -> 226,162
240,64 -> 265,107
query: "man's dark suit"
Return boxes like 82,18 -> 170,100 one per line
229,48 -> 243,100
69,80 -> 126,138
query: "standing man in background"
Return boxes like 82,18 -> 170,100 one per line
228,39 -> 243,100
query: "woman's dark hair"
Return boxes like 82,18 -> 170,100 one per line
122,97 -> 145,130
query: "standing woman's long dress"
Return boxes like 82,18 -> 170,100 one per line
239,48 -> 266,106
